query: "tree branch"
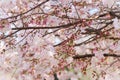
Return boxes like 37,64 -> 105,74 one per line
0,30 -> 20,40
73,54 -> 120,59
1,0 -> 49,20
12,20 -> 82,30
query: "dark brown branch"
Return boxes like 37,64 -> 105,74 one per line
106,37 -> 120,40
74,36 -> 96,46
12,20 -> 82,30
42,29 -> 60,37
73,54 -> 120,59
6,30 -> 35,51
98,21 -> 113,30
74,22 -> 114,47
1,0 -> 49,20
0,30 -> 20,40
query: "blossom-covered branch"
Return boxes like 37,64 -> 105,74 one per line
0,0 -> 120,80
12,20 -> 82,30
1,0 -> 49,20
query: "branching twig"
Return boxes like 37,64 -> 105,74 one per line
12,20 -> 82,30
0,30 -> 20,40
1,0 -> 49,20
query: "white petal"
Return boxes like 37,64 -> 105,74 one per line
88,8 -> 99,16
54,37 -> 62,45
113,17 -> 120,29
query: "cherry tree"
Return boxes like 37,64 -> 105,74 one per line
0,0 -> 120,80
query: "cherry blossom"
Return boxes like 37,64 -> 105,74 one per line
113,17 -> 120,29
0,0 -> 120,80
